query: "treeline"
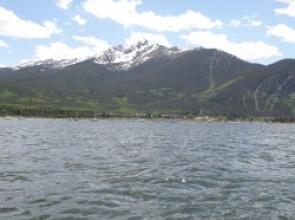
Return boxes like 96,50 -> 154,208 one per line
0,106 -> 182,119
0,107 -> 93,118
270,117 -> 295,123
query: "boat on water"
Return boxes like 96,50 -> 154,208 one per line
89,116 -> 100,122
67,118 -> 79,121
4,116 -> 14,120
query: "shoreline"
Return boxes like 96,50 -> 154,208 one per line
1,115 -> 294,124
0,105 -> 294,123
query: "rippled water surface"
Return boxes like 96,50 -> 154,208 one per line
0,118 -> 295,220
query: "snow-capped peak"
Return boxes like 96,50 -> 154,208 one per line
16,40 -> 180,71
95,40 -> 156,63
94,40 -> 180,70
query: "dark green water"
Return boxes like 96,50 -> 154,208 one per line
0,118 -> 295,219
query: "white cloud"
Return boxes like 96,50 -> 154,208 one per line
0,40 -> 8,48
229,19 -> 242,28
56,0 -> 73,10
73,35 -> 110,49
181,31 -> 281,60
33,42 -> 94,60
229,15 -> 263,27
83,0 -> 222,32
267,23 -> 295,42
0,6 -> 61,39
30,36 -> 110,61
242,16 -> 263,27
125,32 -> 172,47
72,14 -> 87,26
275,0 -> 295,17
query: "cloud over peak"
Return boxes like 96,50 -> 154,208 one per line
30,36 -> 110,61
125,32 -> 171,47
181,31 -> 281,60
73,35 -> 110,49
83,0 -> 222,32
267,23 -> 295,43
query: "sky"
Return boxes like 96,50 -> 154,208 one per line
0,0 -> 295,67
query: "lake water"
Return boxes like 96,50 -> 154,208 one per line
0,118 -> 295,220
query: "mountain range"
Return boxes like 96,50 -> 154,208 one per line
0,40 -> 294,118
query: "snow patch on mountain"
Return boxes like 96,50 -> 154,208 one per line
15,58 -> 84,70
